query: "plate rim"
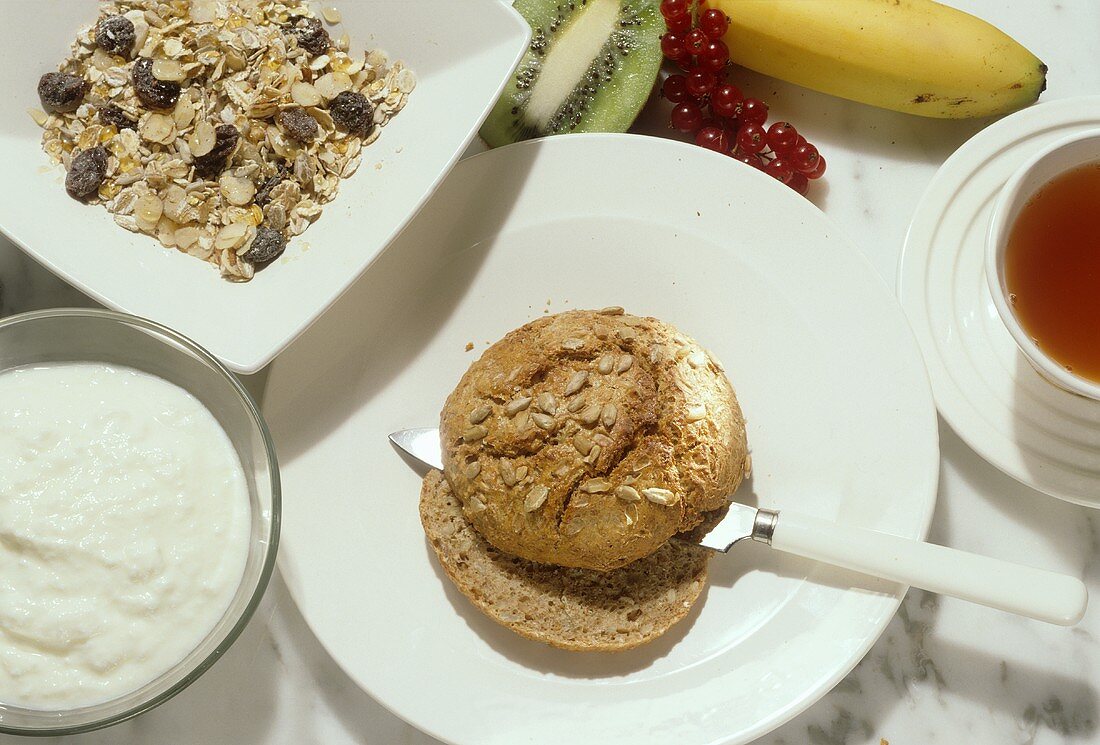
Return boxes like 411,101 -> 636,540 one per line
272,132 -> 940,745
897,95 -> 1100,508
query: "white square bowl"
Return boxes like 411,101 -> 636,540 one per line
0,0 -> 529,372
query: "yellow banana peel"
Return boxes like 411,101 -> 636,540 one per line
706,0 -> 1046,118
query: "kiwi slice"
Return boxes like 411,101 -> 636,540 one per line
481,0 -> 663,147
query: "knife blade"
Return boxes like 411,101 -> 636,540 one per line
388,427 -> 767,552
388,428 -> 1088,624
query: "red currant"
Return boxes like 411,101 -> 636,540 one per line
672,51 -> 694,71
660,0 -> 689,20
788,171 -> 809,195
698,40 -> 730,72
661,74 -> 689,103
806,154 -> 827,180
710,83 -> 743,118
736,122 -> 767,153
699,8 -> 731,39
670,101 -> 704,133
793,134 -> 807,150
695,126 -> 730,153
732,152 -> 762,170
791,143 -> 820,173
686,68 -> 717,98
660,32 -> 685,59
766,122 -> 799,153
740,98 -> 768,125
764,157 -> 794,184
665,13 -> 692,33
685,28 -> 708,56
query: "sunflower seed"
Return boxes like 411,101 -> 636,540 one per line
536,392 -> 557,415
743,452 -> 753,477
601,403 -> 618,428
469,404 -> 492,424
593,433 -> 613,447
561,518 -> 583,536
642,487 -> 677,506
586,444 -> 602,464
581,478 -> 611,493
553,464 -> 570,478
515,465 -> 529,482
615,355 -> 634,373
567,394 -> 588,413
686,404 -> 707,422
465,462 -> 482,480
687,350 -> 707,369
615,485 -> 641,503
505,396 -> 532,416
622,503 -> 638,527
649,345 -> 664,364
514,411 -> 530,431
531,412 -> 556,430
597,355 -> 615,375
562,337 -> 584,350
573,433 -> 594,456
564,370 -> 589,396
580,404 -> 602,426
598,306 -> 624,315
500,460 -> 517,487
463,425 -> 488,442
616,327 -> 637,341
467,495 -> 487,513
524,485 -> 549,512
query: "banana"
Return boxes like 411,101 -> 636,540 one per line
705,0 -> 1046,118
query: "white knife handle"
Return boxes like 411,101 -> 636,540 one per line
764,510 -> 1088,626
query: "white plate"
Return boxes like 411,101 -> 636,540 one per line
263,134 -> 939,745
898,96 -> 1100,508
0,0 -> 529,373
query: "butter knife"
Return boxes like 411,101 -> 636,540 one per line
390,428 -> 1088,625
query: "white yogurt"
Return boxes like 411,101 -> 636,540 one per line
0,362 -> 250,709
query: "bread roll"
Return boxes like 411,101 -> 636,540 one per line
419,470 -> 710,652
440,309 -> 748,571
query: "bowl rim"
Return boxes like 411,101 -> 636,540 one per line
985,127 -> 1100,401
0,307 -> 281,736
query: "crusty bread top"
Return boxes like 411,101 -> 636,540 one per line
440,309 -> 748,572
419,470 -> 710,652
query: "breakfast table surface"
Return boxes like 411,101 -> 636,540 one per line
3,1 -> 1099,743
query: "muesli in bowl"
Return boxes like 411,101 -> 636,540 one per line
33,0 -> 414,281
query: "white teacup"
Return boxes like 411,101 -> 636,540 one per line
986,128 -> 1100,401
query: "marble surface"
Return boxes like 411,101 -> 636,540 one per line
3,0 -> 1100,743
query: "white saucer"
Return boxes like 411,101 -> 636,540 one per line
264,135 -> 939,745
899,96 -> 1100,508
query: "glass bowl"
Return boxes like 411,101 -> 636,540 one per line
0,308 -> 280,736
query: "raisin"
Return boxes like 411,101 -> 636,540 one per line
98,103 -> 136,130
95,15 -> 136,57
254,164 -> 289,206
193,124 -> 240,178
288,16 -> 330,56
329,91 -> 374,136
276,107 -> 319,143
65,146 -> 109,201
37,72 -> 87,113
243,227 -> 287,264
132,57 -> 180,109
